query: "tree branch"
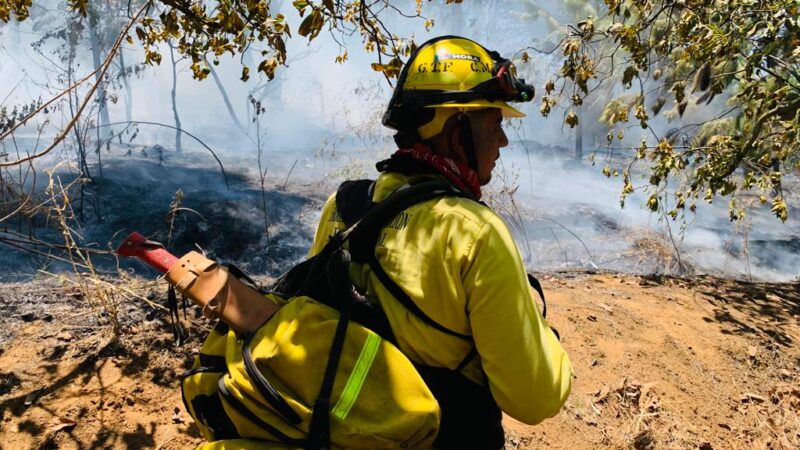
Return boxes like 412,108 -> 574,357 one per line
100,120 -> 230,188
0,1 -> 153,169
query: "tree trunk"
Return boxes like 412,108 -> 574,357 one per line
575,116 -> 583,162
169,42 -> 182,154
208,61 -> 246,133
66,34 -> 90,221
87,1 -> 111,143
118,48 -> 133,123
67,35 -> 90,180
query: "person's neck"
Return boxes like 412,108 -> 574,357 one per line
377,143 -> 482,200
428,139 -> 467,166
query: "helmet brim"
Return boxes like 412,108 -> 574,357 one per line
424,100 -> 526,118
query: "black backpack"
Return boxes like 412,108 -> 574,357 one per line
269,178 -> 554,450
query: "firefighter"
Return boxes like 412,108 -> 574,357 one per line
310,36 -> 573,449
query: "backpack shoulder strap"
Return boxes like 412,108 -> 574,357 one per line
340,179 -> 472,248
527,273 -> 561,341
336,179 -> 476,341
335,179 -> 376,227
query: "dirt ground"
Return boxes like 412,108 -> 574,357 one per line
0,272 -> 797,450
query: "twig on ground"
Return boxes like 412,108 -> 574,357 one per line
544,218 -> 597,268
283,159 -> 298,190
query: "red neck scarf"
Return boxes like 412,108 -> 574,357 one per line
386,143 -> 482,199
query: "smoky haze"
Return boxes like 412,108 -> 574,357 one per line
0,1 -> 797,282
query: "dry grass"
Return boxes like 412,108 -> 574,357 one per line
36,166 -> 214,345
587,377 -> 669,449
623,227 -> 687,275
37,165 -> 122,341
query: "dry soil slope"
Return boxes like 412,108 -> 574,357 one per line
0,273 -> 797,449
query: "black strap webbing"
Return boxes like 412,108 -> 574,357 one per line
242,334 -> 303,426
455,346 -> 478,372
366,253 -> 471,341
527,273 -> 560,341
337,180 -> 474,341
167,286 -> 187,346
307,249 -> 355,450
336,179 -> 375,226
217,377 -> 307,447
527,274 -> 547,318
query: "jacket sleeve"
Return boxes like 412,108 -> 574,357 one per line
461,216 -> 573,424
308,193 -> 340,257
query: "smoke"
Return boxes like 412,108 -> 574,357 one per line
489,147 -> 800,282
0,0 -> 797,282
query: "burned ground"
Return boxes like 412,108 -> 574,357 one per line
1,156 -> 320,281
0,273 -> 797,449
0,153 -> 798,449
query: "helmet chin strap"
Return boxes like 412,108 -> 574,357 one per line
457,112 -> 479,174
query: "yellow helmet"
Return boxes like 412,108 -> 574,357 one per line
383,36 -> 534,141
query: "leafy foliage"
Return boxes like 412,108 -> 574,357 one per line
3,0 -> 798,226
135,0 -> 425,81
556,0 -> 799,222
2,0 -> 427,82
0,0 -> 32,21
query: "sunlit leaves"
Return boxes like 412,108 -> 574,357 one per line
621,66 -> 637,88
66,0 -> 86,17
599,97 -> 633,125
559,0 -> 800,222
144,49 -> 162,66
257,57 -> 278,80
0,0 -> 32,21
297,9 -> 323,39
544,79 -> 555,95
565,111 -> 579,128
190,62 -> 210,79
540,96 -> 556,117
771,197 -> 788,221
371,57 -> 402,78
576,18 -> 594,38
15,0 -> 433,87
560,38 -> 594,95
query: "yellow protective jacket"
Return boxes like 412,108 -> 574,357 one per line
309,172 -> 572,425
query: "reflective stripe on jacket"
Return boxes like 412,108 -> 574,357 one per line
309,171 -> 573,425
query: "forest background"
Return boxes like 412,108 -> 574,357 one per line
0,0 -> 797,285
0,1 -> 798,449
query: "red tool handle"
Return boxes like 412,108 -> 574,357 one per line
116,232 -> 179,274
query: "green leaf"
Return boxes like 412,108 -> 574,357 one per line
622,66 -> 638,87
565,111 -> 579,128
298,13 -> 314,37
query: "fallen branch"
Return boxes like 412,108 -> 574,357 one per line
0,237 -> 93,270
101,120 -> 230,188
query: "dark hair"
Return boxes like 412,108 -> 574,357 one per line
391,108 -> 435,148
